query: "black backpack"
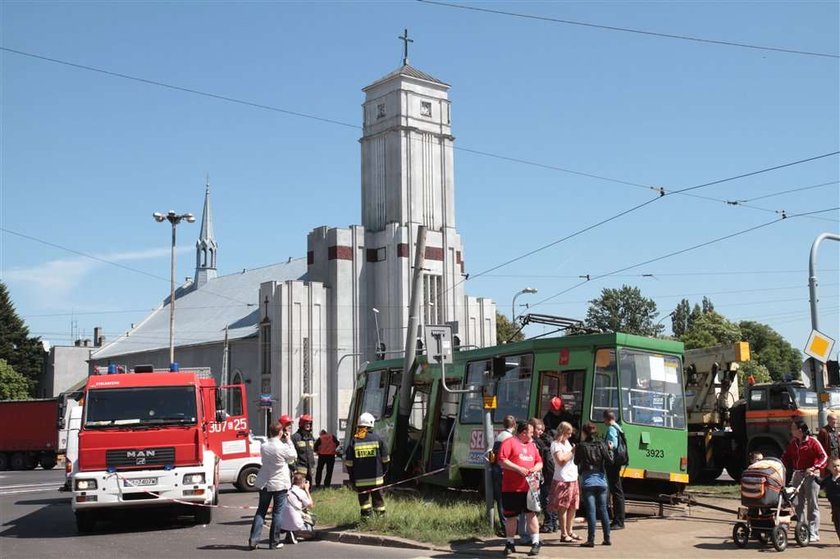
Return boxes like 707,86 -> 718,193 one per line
613,427 -> 629,467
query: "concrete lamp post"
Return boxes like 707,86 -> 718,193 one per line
153,210 -> 195,368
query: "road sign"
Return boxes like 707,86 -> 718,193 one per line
804,329 -> 835,363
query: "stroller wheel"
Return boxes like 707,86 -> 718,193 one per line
732,523 -> 749,548
794,522 -> 809,547
756,532 -> 769,545
771,526 -> 788,552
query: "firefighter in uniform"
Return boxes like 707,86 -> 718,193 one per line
344,412 -> 390,518
291,415 -> 316,485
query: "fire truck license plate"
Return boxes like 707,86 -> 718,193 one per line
123,477 -> 158,487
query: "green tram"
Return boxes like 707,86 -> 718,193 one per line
346,332 -> 690,500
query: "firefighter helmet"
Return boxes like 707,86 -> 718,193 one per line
299,414 -> 313,426
358,412 -> 375,428
278,414 -> 294,426
550,396 -> 564,411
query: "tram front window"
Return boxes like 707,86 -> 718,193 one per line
618,349 -> 685,429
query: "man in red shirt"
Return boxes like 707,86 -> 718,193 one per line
498,421 -> 543,557
782,419 -> 828,542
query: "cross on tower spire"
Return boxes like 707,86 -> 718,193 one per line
398,28 -> 413,66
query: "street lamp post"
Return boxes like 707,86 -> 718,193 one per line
153,210 -> 195,367
511,287 -> 538,323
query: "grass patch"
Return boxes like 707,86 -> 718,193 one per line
686,481 -> 740,498
312,486 -> 494,546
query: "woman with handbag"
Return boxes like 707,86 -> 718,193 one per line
573,422 -> 612,548
279,472 -> 315,544
548,421 -> 580,543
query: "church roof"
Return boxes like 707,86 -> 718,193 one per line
364,64 -> 449,91
92,258 -> 307,359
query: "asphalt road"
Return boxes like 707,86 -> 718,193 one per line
3,470 -> 838,558
0,470 -> 445,559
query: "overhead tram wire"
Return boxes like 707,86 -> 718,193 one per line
457,152 -> 840,293
0,226 -> 255,307
4,48 -> 838,298
528,207 -> 840,310
417,0 -> 840,59
4,46 -> 836,217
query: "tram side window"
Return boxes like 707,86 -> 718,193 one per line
592,349 -> 618,421
460,359 -> 490,424
493,354 -> 533,423
619,350 -> 686,429
383,371 -> 400,418
409,385 -> 430,430
361,369 -> 387,419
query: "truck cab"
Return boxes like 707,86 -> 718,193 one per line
741,381 -> 832,459
70,369 -> 249,532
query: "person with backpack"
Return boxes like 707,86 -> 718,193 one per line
574,422 -> 613,547
603,410 -> 626,530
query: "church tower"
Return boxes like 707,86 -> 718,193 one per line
195,180 -> 218,287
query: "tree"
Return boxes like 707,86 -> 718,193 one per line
738,361 -> 772,393
680,311 -> 742,350
0,281 -> 46,397
585,285 -> 663,337
0,359 -> 31,400
496,312 -> 524,343
701,296 -> 715,314
738,321 -> 802,381
671,299 -> 691,337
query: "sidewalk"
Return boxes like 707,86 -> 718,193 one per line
318,496 -> 839,558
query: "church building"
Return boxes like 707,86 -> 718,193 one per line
92,54 -> 497,437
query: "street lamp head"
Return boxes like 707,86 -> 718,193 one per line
184,213 -> 195,223
372,307 -> 380,314
522,287 -> 538,294
153,212 -> 165,222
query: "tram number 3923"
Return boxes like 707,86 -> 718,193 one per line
645,448 -> 665,458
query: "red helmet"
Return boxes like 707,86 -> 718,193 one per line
550,396 -> 564,411
299,414 -> 313,426
278,414 -> 294,426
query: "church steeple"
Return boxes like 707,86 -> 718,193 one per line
195,178 -> 218,287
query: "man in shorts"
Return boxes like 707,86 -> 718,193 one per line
498,421 -> 543,557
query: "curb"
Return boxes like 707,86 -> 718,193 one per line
317,529 -> 444,551
316,528 -> 526,558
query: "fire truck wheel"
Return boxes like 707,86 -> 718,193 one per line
75,511 -> 97,533
0,453 -> 8,471
194,505 -> 212,525
39,452 -> 58,470
237,466 -> 260,492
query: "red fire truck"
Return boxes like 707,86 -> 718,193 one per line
69,367 -> 251,532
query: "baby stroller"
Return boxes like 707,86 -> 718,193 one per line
732,457 -> 809,552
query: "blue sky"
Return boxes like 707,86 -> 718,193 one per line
1,1 -> 838,360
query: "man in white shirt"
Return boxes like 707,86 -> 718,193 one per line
248,416 -> 297,550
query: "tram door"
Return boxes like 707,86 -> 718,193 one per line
539,370 -> 585,434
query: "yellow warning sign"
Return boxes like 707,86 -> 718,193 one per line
483,396 -> 497,409
804,329 -> 835,363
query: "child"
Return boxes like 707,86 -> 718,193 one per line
748,451 -> 764,464
820,457 -> 840,542
279,472 -> 314,544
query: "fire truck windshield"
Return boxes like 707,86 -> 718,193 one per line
84,386 -> 198,427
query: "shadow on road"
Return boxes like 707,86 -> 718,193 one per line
1,500 -> 200,540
